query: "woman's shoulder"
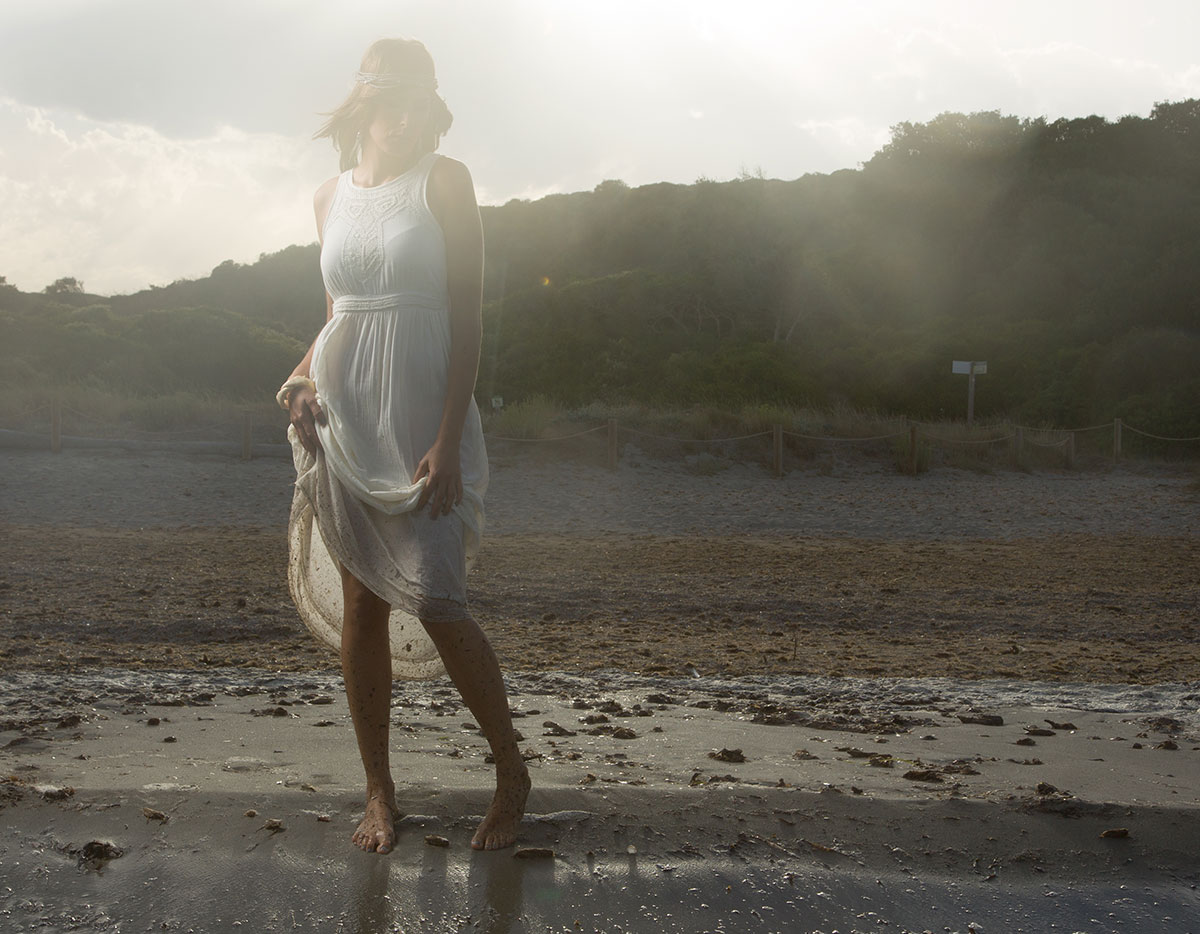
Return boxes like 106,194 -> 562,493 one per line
429,153 -> 473,185
314,174 -> 341,213
313,175 -> 342,239
427,155 -> 475,211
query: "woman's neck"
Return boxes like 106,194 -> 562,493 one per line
353,146 -> 424,188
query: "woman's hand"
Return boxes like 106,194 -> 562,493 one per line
414,440 -> 463,519
289,386 -> 326,457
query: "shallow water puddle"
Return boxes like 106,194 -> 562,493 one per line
1,836 -> 1197,934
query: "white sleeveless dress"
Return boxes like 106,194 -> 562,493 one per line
286,151 -> 488,679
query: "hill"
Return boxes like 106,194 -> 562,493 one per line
3,100 -> 1198,434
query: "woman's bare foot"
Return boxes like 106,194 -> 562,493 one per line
352,793 -> 400,854
471,761 -> 531,850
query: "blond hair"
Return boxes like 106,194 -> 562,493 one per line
315,38 -> 453,171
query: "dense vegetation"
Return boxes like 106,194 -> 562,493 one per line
3,101 -> 1198,435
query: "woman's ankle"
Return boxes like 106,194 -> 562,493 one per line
492,750 -> 528,776
366,779 -> 396,803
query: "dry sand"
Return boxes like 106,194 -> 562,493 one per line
2,446 -> 1198,683
1,445 -> 1198,932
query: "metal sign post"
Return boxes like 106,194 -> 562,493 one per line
952,361 -> 987,426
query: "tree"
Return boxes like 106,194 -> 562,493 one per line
43,277 -> 84,295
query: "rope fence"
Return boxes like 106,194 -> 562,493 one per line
1124,424 -> 1200,443
782,429 -> 907,443
0,401 -> 52,422
622,426 -> 774,443
486,425 -> 608,443
921,433 -> 1015,446
1,401 -> 1196,474
57,402 -> 232,439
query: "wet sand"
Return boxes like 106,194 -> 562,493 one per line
2,668 -> 1199,932
1,446 -> 1198,931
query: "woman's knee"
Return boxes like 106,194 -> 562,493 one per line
340,568 -> 390,626
420,615 -> 484,654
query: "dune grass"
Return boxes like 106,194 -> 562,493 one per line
0,384 -> 285,441
1,387 -> 1181,473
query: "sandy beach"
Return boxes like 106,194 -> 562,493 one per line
1,444 -> 1198,932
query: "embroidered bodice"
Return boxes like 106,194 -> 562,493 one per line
319,151 -> 447,311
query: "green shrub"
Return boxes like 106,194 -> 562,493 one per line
487,395 -> 564,439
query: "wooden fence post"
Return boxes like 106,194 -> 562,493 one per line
908,424 -> 919,474
50,396 -> 62,453
606,418 -> 618,470
1113,418 -> 1122,462
241,414 -> 253,460
772,423 -> 783,478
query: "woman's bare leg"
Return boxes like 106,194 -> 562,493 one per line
339,565 -> 399,854
421,615 -> 530,850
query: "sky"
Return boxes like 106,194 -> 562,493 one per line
2,0 -> 1199,296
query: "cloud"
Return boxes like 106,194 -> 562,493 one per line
794,117 -> 892,170
0,0 -> 349,137
1003,42 -> 1200,118
3,1 -> 1199,293
0,98 -> 327,294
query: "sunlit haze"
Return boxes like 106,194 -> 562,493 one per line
2,0 -> 1199,294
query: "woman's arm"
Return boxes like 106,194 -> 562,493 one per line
286,177 -> 339,455
290,291 -> 335,377
415,156 -> 484,518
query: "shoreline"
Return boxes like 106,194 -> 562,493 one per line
3,666 -> 1198,932
2,446 -> 1198,930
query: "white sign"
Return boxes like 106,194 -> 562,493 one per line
952,361 -> 987,375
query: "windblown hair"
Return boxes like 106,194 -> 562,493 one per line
315,38 -> 453,171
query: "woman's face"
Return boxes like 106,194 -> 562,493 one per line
363,86 -> 432,164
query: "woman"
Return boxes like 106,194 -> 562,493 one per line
277,37 -> 530,854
